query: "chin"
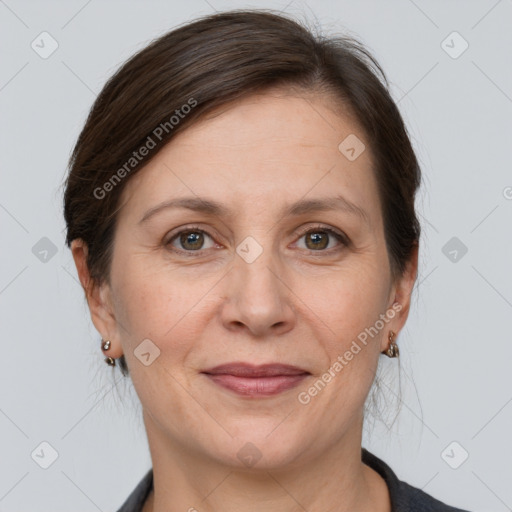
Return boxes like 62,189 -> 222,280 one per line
206,423 -> 309,471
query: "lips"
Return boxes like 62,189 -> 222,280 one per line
202,362 -> 309,377
201,363 -> 310,397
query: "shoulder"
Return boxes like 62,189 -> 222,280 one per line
115,468 -> 153,512
392,478 -> 471,511
362,448 -> 471,512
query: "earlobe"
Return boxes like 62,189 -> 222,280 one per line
70,239 -> 122,358
382,244 -> 419,353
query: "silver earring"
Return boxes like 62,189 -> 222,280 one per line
384,331 -> 399,358
101,339 -> 116,366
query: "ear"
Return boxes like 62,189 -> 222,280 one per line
70,239 -> 124,359
381,243 -> 419,352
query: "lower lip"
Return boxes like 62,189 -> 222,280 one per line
203,373 -> 309,397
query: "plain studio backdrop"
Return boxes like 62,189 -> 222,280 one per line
0,1 -> 511,511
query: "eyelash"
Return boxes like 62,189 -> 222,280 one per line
164,224 -> 349,257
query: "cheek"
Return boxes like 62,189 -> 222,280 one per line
296,268 -> 387,424
301,259 -> 390,341
111,254 -> 215,353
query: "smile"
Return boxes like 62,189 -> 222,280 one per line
201,362 -> 310,397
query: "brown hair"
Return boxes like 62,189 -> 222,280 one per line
63,9 -> 421,378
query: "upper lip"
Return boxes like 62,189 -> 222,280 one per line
202,362 -> 310,377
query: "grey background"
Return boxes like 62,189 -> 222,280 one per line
1,0 -> 511,510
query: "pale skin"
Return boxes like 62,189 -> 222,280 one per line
72,88 -> 418,512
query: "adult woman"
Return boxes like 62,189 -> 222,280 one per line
63,9 -> 470,512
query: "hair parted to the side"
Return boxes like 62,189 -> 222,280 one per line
63,8 -> 421,380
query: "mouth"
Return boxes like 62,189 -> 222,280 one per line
201,362 -> 310,397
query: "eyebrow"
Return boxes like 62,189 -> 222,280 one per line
139,195 -> 370,226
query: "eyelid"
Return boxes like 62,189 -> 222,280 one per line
294,223 -> 347,239
165,224 -> 212,239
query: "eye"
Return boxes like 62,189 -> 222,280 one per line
166,228 -> 216,252
164,224 -> 347,255
294,226 -> 347,252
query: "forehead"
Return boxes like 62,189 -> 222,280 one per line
171,89 -> 366,160
118,90 -> 381,224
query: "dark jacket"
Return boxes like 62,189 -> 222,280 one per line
116,447 -> 470,511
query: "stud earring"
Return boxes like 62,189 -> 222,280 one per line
101,338 -> 116,366
384,331 -> 399,358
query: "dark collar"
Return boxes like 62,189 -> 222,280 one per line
116,447 -> 469,511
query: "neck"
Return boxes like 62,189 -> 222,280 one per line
141,411 -> 390,512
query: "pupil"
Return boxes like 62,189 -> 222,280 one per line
307,232 -> 328,250
181,232 -> 203,250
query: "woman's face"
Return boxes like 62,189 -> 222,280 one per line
78,89 -> 417,469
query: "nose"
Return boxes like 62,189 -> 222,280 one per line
220,247 -> 296,338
